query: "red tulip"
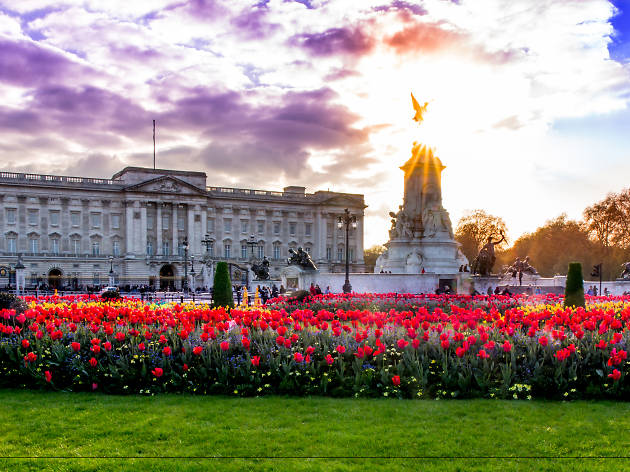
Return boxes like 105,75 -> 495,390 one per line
220,341 -> 229,351
392,375 -> 401,386
44,370 -> 52,383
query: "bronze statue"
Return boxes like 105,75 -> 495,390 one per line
411,93 -> 429,124
287,247 -> 317,270
471,230 -> 506,276
620,262 -> 630,279
502,256 -> 538,285
251,256 -> 270,280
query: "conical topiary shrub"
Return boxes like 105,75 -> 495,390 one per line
212,261 -> 234,308
564,262 -> 585,308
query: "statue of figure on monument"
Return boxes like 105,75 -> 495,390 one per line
620,262 -> 630,279
471,230 -> 506,276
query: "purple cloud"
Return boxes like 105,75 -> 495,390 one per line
0,38 -> 88,87
290,26 -> 375,57
373,1 -> 428,16
231,5 -> 280,39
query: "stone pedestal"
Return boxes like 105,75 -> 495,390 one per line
375,237 -> 467,274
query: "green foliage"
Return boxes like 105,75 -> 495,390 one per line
212,261 -> 233,308
0,292 -> 27,313
363,245 -> 386,272
286,290 -> 310,303
565,262 -> 585,308
455,209 -> 508,264
101,290 -> 121,300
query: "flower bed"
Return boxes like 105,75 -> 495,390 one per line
1,294 -> 630,399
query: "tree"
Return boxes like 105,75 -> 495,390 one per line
212,262 -> 234,308
363,245 -> 386,273
455,210 -> 508,264
564,262 -> 585,308
583,188 -> 630,250
497,215 -> 590,277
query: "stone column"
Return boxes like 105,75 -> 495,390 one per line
316,211 -> 324,260
172,204 -> 178,256
140,203 -> 147,257
188,204 -> 195,255
201,208 -> 207,250
156,203 -> 162,256
125,201 -> 134,255
356,213 -> 364,262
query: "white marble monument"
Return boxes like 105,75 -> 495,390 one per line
375,96 -> 468,275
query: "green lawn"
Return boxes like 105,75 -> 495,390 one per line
1,390 -> 630,471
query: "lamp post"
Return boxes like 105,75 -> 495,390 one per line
246,234 -> 257,260
182,237 -> 189,293
190,255 -> 195,292
337,208 -> 357,293
108,255 -> 115,287
201,234 -> 213,253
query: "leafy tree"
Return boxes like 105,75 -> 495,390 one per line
564,262 -> 585,308
583,188 -> 630,250
363,245 -> 386,272
455,210 -> 508,264
212,262 -> 234,308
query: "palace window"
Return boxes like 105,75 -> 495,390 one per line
113,240 -> 120,256
71,238 -> 81,255
337,247 -> 343,261
28,209 -> 39,226
30,237 -> 39,254
273,222 -> 280,235
92,240 -> 100,256
162,241 -> 170,256
289,222 -> 296,236
6,209 -> 16,225
177,214 -> 185,231
257,245 -> 264,259
147,214 -> 154,230
224,219 -> 232,233
146,240 -> 154,256
257,221 -> 265,234
207,218 -> 214,233
241,220 -> 249,234
305,223 -> 312,237
162,214 -> 170,230
224,244 -> 231,259
71,211 -> 80,227
49,210 -> 60,227
7,236 -> 16,254
51,238 -> 59,255
91,213 -> 101,228
273,244 -> 281,260
326,247 -> 332,261
112,214 -> 120,229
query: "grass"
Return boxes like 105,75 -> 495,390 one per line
1,390 -> 630,471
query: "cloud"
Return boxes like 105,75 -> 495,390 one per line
0,38 -> 90,87
290,25 -> 375,57
373,1 -> 428,17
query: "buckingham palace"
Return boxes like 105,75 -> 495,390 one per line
0,166 -> 366,290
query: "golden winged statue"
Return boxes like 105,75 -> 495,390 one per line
411,92 -> 429,124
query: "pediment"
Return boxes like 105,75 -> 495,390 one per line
124,176 -> 206,196
321,195 -> 365,209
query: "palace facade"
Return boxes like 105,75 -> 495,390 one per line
0,167 -> 365,290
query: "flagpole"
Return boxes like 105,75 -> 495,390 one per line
153,119 -> 156,169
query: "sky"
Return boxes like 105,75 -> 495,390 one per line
0,0 -> 629,249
